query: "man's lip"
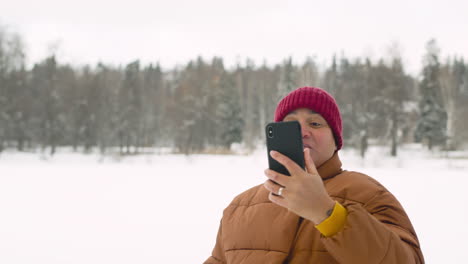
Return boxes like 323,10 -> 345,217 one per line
303,144 -> 312,149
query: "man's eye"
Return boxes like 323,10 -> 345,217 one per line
310,122 -> 321,127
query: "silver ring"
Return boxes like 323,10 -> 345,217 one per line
278,187 -> 284,196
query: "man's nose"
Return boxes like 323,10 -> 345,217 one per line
299,123 -> 311,138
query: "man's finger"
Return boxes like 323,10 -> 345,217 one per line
268,192 -> 288,208
304,148 -> 318,175
263,180 -> 286,196
270,150 -> 304,176
264,169 -> 290,187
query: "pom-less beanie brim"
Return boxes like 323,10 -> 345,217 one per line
274,87 -> 343,150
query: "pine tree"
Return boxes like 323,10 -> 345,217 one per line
277,57 -> 296,99
452,58 -> 468,146
415,39 -> 447,149
216,72 -> 243,149
322,55 -> 339,96
119,60 -> 142,153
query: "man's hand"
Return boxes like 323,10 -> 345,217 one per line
263,148 -> 335,224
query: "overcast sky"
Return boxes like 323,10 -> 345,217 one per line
2,0 -> 467,74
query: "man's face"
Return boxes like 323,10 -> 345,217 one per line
283,108 -> 337,168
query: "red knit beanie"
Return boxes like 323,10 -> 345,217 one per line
274,86 -> 343,150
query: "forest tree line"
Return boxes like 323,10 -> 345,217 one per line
0,27 -> 467,156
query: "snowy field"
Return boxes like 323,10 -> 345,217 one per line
0,144 -> 467,264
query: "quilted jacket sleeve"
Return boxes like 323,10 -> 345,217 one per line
321,189 -> 425,264
204,222 -> 226,264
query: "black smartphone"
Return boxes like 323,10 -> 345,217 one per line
265,121 -> 305,176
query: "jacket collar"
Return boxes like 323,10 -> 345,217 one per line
317,152 -> 343,180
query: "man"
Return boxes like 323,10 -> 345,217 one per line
205,86 -> 424,263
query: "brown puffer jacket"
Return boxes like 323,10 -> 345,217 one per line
204,153 -> 424,264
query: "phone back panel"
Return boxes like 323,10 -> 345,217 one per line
266,121 -> 305,176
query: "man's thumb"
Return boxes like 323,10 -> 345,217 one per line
304,148 -> 317,174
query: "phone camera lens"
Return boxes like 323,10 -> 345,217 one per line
267,126 -> 274,138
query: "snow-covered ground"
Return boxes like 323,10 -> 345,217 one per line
0,144 -> 467,263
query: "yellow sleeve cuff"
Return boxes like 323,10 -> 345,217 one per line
315,201 -> 347,237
